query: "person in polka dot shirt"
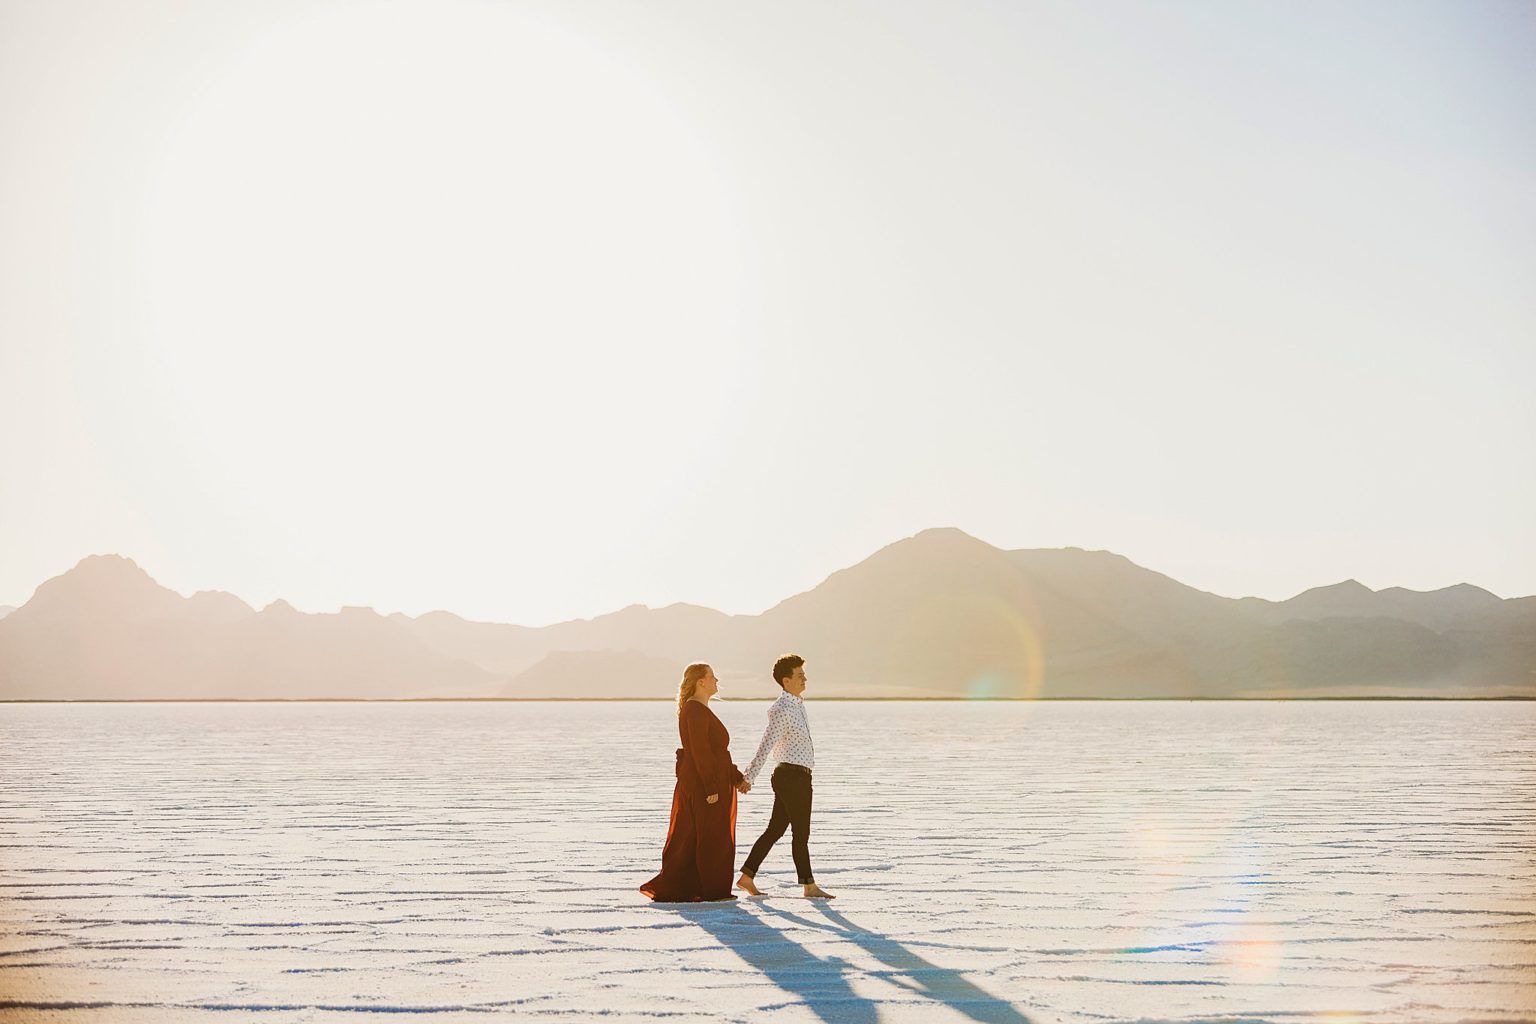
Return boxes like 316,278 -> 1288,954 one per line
736,654 -> 835,899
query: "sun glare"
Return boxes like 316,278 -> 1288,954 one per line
127,1 -> 753,568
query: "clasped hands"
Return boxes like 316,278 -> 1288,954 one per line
705,779 -> 752,805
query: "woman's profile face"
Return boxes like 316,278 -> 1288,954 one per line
698,669 -> 719,698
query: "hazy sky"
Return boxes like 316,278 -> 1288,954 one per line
2,0 -> 1532,623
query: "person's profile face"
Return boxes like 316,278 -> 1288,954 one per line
700,669 -> 718,697
786,665 -> 807,695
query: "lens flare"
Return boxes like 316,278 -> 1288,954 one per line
882,591 -> 1045,700
1221,921 -> 1284,982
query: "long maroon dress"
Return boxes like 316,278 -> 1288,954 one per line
640,700 -> 744,902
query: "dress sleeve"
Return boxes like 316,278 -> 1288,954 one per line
683,703 -> 720,796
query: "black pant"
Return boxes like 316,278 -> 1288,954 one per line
741,764 -> 814,884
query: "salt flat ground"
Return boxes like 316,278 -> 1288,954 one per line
0,700 -> 1532,1024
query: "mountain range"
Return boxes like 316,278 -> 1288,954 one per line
1,528 -> 1532,699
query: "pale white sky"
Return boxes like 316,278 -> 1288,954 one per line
2,0 -> 1532,623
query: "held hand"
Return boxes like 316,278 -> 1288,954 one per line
706,793 -> 719,805
737,780 -> 752,793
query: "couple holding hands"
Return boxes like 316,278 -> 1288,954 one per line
640,654 -> 835,902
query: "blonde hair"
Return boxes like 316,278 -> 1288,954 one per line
677,663 -> 711,717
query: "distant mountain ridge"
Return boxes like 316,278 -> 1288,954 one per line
1,530 -> 1532,699
0,555 -> 495,700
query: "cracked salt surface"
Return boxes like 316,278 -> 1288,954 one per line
0,700 -> 1532,1023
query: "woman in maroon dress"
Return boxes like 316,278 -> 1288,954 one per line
640,663 -> 749,902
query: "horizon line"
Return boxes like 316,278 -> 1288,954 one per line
4,696 -> 1531,704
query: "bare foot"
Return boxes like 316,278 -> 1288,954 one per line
804,883 -> 835,899
736,873 -> 762,896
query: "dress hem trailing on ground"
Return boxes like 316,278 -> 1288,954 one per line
640,701 -> 742,903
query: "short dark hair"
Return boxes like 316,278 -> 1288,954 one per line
772,654 -> 804,688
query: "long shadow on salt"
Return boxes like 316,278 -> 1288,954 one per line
666,901 -> 1031,1024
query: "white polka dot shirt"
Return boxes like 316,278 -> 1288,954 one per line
743,690 -> 815,785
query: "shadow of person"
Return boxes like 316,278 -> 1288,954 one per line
664,901 -> 1031,1024
757,901 -> 1032,1024
667,902 -> 880,1024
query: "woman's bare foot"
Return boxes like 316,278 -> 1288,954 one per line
736,872 -> 762,896
803,883 -> 835,899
